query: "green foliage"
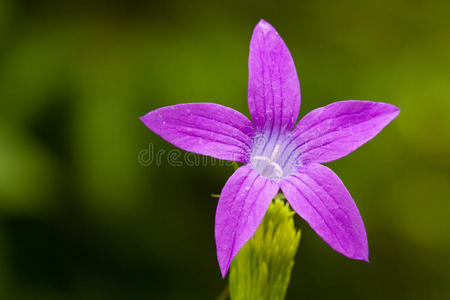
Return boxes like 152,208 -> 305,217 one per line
229,198 -> 301,300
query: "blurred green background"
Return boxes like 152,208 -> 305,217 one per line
1,0 -> 450,299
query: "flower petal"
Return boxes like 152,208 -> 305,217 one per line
140,103 -> 255,163
215,164 -> 279,277
248,19 -> 301,133
292,100 -> 400,164
279,163 -> 368,261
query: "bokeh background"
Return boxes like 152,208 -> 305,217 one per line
1,0 -> 450,299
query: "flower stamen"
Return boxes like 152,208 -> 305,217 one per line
251,143 -> 285,179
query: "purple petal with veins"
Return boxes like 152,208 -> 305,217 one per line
215,165 -> 279,277
248,19 -> 301,133
291,100 -> 400,164
140,103 -> 254,163
280,163 -> 368,261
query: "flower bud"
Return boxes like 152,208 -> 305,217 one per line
229,198 -> 301,300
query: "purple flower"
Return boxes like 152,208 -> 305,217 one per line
140,19 -> 399,277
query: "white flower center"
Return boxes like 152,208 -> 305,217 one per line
250,131 -> 299,181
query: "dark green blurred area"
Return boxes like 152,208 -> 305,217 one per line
1,0 -> 449,299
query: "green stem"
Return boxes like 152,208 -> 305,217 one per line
216,285 -> 229,300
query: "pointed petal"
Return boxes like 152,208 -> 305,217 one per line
140,103 -> 254,163
279,163 -> 368,261
215,164 -> 279,277
292,100 -> 400,164
248,19 -> 301,133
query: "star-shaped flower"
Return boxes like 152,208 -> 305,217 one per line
140,19 -> 400,277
